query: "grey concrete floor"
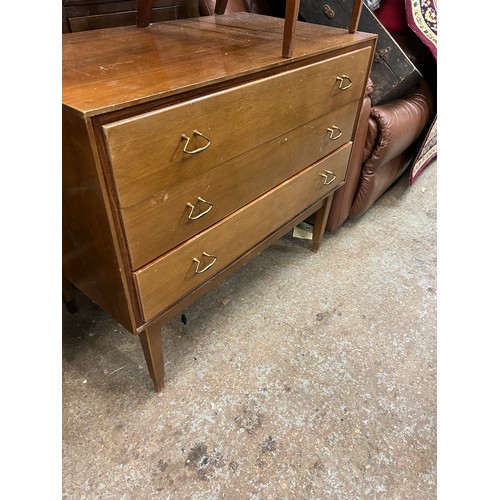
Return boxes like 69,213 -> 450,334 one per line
62,160 -> 437,499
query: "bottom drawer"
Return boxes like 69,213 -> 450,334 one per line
134,142 -> 352,321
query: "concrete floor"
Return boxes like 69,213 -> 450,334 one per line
62,160 -> 437,499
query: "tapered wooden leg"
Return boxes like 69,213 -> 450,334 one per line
282,0 -> 300,58
62,274 -> 77,313
139,323 -> 165,392
312,193 -> 334,252
136,0 -> 153,27
214,0 -> 229,15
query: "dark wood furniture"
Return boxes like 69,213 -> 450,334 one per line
299,0 -> 422,104
62,0 -> 199,33
62,13 -> 376,391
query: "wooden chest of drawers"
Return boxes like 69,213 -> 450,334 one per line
62,0 -> 199,33
62,12 -> 376,391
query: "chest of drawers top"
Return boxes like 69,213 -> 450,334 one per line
62,12 -> 376,117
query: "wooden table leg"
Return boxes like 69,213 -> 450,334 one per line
139,322 -> 165,392
136,0 -> 153,27
62,274 -> 77,313
312,193 -> 334,253
282,0 -> 301,58
214,0 -> 229,14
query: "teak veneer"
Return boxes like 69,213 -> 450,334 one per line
62,13 -> 376,392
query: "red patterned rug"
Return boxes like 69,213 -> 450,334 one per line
406,0 -> 437,184
410,116 -> 436,184
406,0 -> 437,59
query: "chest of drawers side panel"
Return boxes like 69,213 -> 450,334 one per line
62,107 -> 138,332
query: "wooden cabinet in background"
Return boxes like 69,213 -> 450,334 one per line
62,0 -> 199,33
62,13 -> 376,392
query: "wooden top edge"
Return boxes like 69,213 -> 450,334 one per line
62,12 -> 376,115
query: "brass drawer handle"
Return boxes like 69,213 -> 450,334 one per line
336,75 -> 353,90
320,170 -> 337,185
181,129 -> 212,154
327,126 -> 342,140
193,252 -> 217,274
186,197 -> 213,220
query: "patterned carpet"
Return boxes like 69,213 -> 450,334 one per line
407,0 -> 437,184
406,0 -> 437,59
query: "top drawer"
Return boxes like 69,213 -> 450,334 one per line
102,47 -> 371,209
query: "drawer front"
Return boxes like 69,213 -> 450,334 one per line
122,100 -> 359,269
103,47 -> 371,208
134,142 -> 352,321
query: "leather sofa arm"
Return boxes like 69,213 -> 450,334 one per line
363,78 -> 434,169
348,78 -> 434,218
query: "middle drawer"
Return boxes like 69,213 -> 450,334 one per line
122,100 -> 359,269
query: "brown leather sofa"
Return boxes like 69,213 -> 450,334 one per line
327,75 -> 434,231
199,0 -> 435,232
